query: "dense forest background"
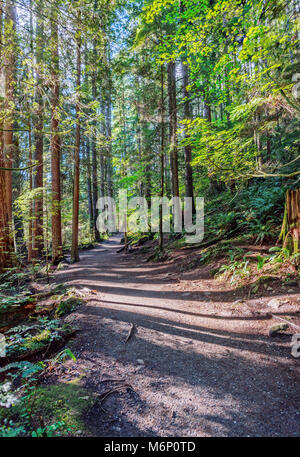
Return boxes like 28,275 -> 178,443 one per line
0,0 -> 299,269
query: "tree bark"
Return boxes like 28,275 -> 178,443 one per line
0,0 -> 16,272
106,88 -> 113,199
28,118 -> 33,262
27,0 -> 34,263
167,61 -> 179,198
50,1 -> 62,264
12,128 -> 24,252
159,64 -> 165,252
3,0 -> 16,222
32,4 -> 45,259
85,138 -> 94,239
180,0 -> 195,212
91,42 -> 101,242
0,1 -> 13,272
280,189 -> 300,255
71,15 -> 81,263
105,43 -> 113,199
100,95 -> 106,199
181,60 -> 195,213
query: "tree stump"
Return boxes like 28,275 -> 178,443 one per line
278,189 -> 300,254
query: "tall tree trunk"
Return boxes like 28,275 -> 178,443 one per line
135,78 -> 143,197
91,44 -> 101,242
205,100 -> 223,194
121,81 -> 128,247
180,0 -> 195,212
0,1 -> 3,168
106,89 -> 113,199
159,64 -> 165,252
50,1 -> 62,264
164,153 -> 171,198
105,42 -> 113,199
12,129 -> 24,252
85,138 -> 94,240
32,4 -> 45,259
181,60 -> 195,213
27,0 -> 33,262
3,0 -> 16,222
167,61 -> 179,198
83,43 -> 93,239
204,101 -> 212,123
0,170 -> 12,272
91,0 -> 101,241
71,16 -> 81,263
0,0 -> 14,272
28,118 -> 33,262
222,12 -> 230,124
100,95 -> 106,199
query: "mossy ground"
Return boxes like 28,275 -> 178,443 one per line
27,383 -> 97,434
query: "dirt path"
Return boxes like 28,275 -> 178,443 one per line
53,235 -> 299,437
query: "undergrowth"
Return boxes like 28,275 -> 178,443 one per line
0,268 -> 87,437
216,246 -> 300,287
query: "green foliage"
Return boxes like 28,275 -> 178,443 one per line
31,421 -> 71,438
4,318 -> 74,359
0,379 -> 77,437
218,257 -> 251,284
53,348 -> 77,363
26,384 -> 96,434
0,295 -> 32,315
143,0 -> 299,185
256,255 -> 268,271
55,296 -> 84,317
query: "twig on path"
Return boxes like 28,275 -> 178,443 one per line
95,384 -> 134,407
100,379 -> 126,384
125,323 -> 136,343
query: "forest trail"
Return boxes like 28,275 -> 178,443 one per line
53,235 -> 299,437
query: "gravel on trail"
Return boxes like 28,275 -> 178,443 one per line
52,235 -> 300,437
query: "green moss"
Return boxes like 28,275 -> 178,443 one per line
24,329 -> 51,348
6,323 -> 75,358
28,384 -> 96,433
55,296 -> 84,317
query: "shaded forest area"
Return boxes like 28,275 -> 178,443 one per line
0,0 -> 299,438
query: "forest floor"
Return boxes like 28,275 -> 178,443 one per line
48,234 -> 300,437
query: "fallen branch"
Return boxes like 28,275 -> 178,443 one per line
182,227 -> 241,251
95,384 -> 134,406
117,245 -> 134,254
